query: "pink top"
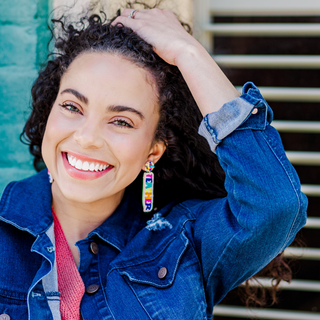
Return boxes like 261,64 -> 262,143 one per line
53,209 -> 85,320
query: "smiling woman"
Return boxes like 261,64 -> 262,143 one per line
0,2 -> 308,320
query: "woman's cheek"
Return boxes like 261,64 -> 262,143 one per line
108,131 -> 152,164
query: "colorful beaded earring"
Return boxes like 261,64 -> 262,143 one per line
142,161 -> 155,212
48,170 -> 53,184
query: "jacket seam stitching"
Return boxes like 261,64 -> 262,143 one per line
107,234 -> 179,273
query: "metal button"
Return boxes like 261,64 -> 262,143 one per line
86,284 -> 99,294
90,242 -> 99,255
0,314 -> 10,320
252,108 -> 258,115
158,267 -> 168,279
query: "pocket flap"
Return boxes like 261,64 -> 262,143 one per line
118,232 -> 188,288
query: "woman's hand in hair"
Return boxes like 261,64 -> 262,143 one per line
113,8 -> 199,66
113,8 -> 240,116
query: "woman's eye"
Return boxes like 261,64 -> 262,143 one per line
113,119 -> 133,128
59,103 -> 81,114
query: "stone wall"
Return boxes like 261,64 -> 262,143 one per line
52,0 -> 193,26
0,0 -> 51,193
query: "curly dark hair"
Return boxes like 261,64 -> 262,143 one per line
23,12 -> 226,206
21,4 -> 293,307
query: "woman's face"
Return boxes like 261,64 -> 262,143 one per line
42,52 -> 165,205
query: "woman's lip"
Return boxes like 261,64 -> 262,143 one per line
62,153 -> 113,180
63,151 -> 111,165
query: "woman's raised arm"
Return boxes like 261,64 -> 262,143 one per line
114,9 -> 308,308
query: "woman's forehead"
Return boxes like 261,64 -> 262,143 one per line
65,52 -> 156,90
60,52 -> 160,114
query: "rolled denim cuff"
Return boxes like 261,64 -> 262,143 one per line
198,82 -> 273,153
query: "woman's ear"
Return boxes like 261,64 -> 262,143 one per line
143,141 -> 166,169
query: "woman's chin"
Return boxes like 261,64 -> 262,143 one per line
52,180 -> 112,205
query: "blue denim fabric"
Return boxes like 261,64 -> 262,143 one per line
0,83 -> 307,320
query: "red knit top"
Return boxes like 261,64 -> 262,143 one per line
53,210 -> 85,320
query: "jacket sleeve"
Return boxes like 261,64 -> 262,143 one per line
192,82 -> 308,308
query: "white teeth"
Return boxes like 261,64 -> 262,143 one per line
66,153 -> 110,172
75,159 -> 83,170
67,154 -> 77,167
82,161 -> 89,171
71,157 -> 77,166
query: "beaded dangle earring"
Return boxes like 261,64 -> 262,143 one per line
142,161 -> 155,212
48,170 -> 53,184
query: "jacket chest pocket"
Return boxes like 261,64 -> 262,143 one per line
118,232 -> 188,288
117,232 -> 207,320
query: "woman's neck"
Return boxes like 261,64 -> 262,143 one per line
51,182 -> 124,266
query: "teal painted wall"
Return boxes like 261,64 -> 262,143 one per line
0,0 -> 51,194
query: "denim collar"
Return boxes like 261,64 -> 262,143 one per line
0,169 -> 53,236
0,169 -> 148,251
87,188 -> 147,251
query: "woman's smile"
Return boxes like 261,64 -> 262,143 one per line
62,152 -> 114,180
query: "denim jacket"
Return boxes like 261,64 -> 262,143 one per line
0,83 -> 307,320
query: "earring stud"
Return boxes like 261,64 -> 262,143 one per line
48,170 -> 53,184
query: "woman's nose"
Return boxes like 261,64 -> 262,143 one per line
73,121 -> 104,149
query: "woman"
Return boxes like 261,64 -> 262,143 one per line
0,5 -> 307,320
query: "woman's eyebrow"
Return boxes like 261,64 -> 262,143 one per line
107,105 -> 145,120
60,88 -> 88,104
